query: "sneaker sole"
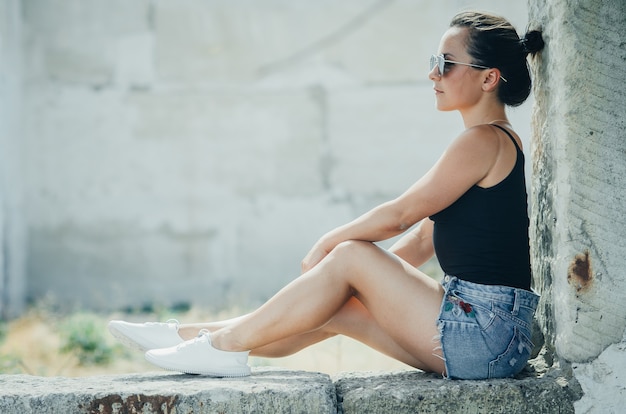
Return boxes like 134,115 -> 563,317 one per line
108,322 -> 151,352
144,353 -> 251,378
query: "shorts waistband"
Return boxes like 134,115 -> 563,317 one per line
442,275 -> 539,309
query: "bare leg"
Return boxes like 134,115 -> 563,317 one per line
178,315 -> 250,341
205,240 -> 445,373
179,298 -> 420,366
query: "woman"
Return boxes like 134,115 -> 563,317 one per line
109,11 -> 545,380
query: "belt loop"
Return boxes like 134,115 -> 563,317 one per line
512,290 -> 520,316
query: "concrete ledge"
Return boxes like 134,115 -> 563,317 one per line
0,368 -> 337,414
0,367 -> 582,414
335,369 -> 582,414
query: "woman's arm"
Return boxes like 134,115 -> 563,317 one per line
388,218 -> 435,268
301,125 -> 499,272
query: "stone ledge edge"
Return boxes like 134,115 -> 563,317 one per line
0,366 -> 582,414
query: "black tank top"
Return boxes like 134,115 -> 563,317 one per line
429,124 -> 532,290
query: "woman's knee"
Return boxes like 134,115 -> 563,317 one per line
323,240 -> 378,277
331,240 -> 376,259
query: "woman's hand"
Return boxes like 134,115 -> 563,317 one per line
301,239 -> 332,274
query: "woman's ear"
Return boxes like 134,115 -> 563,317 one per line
482,69 -> 503,92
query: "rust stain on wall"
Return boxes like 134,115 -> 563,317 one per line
84,394 -> 178,414
567,250 -> 593,292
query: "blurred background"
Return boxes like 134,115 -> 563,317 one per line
0,0 -> 531,375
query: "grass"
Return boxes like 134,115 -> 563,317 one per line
59,312 -> 119,366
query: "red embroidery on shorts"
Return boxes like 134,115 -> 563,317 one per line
459,301 -> 472,314
445,296 -> 476,318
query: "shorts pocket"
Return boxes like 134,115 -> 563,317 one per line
488,326 -> 533,378
449,290 -> 495,330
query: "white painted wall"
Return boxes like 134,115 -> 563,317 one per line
19,0 -> 530,310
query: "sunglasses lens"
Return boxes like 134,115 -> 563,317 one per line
429,55 -> 437,72
430,55 -> 444,75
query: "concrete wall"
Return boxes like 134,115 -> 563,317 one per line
528,0 -> 626,413
0,0 -> 26,318
18,0 -> 531,311
0,368 -> 582,414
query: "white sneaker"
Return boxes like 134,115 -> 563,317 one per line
145,330 -> 251,377
108,319 -> 183,352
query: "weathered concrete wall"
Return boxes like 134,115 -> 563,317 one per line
18,0 -> 531,311
335,369 -> 580,414
0,0 -> 26,318
0,369 -> 337,414
528,0 -> 626,412
0,367 -> 581,414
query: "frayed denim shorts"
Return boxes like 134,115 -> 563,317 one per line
436,275 -> 539,380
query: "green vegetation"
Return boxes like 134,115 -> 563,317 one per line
59,312 -> 121,366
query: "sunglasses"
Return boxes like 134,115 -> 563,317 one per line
429,54 -> 507,82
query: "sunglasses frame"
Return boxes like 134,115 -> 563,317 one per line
430,54 -> 507,83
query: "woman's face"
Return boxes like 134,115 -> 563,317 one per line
429,27 -> 485,112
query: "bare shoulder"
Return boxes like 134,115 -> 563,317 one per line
444,124 -> 500,162
455,124 -> 500,148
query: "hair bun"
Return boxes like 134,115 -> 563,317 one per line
521,30 -> 545,56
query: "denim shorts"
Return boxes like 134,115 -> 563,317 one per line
436,275 -> 539,380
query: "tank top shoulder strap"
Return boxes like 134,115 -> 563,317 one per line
491,124 -> 522,152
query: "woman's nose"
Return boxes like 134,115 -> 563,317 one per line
428,65 -> 440,81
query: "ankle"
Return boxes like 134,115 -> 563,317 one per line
211,330 -> 248,353
178,326 -> 198,341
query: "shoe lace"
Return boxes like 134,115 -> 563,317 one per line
176,329 -> 211,350
166,319 -> 180,330
197,329 -> 211,341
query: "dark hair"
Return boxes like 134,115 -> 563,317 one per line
450,11 -> 544,107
